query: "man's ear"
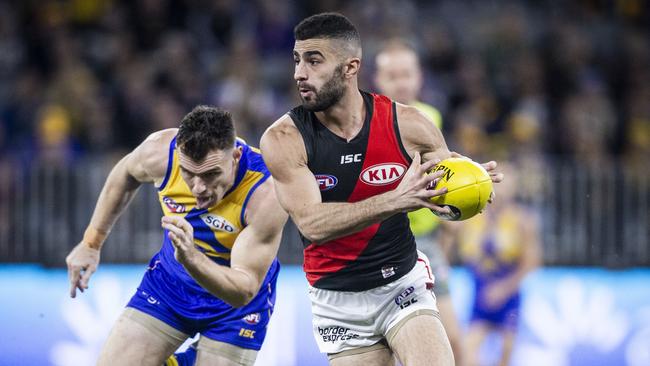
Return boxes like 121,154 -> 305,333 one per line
232,145 -> 243,160
345,58 -> 361,78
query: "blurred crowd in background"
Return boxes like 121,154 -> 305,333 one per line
0,0 -> 648,267
1,0 -> 648,169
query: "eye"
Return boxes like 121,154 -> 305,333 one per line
203,171 -> 222,180
309,59 -> 320,66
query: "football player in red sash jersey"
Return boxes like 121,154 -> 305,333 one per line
261,13 -> 503,366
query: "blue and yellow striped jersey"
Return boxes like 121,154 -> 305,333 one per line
154,137 -> 271,292
458,206 -> 526,278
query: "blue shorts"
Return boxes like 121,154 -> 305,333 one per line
127,256 -> 280,350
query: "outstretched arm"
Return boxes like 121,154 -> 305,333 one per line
162,178 -> 287,307
66,129 -> 174,298
260,116 -> 449,244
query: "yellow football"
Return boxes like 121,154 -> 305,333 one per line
429,157 -> 493,221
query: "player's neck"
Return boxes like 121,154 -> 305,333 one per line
314,88 -> 365,142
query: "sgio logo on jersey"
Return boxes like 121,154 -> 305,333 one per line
360,163 -> 406,186
200,214 -> 239,233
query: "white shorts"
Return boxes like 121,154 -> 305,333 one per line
308,251 -> 439,355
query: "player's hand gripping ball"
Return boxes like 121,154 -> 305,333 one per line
429,158 -> 493,221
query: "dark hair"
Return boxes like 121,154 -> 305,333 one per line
176,105 -> 235,161
294,12 -> 360,45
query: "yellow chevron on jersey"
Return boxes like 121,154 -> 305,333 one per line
156,137 -> 270,262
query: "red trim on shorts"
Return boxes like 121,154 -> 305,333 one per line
417,258 -> 434,281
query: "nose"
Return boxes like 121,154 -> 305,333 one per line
294,61 -> 307,82
191,178 -> 207,196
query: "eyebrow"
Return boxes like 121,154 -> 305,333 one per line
179,166 -> 222,175
294,50 -> 325,59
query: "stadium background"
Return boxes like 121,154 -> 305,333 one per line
0,0 -> 648,365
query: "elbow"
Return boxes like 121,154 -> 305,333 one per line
224,288 -> 256,308
304,231 -> 327,244
295,222 -> 327,244
230,297 -> 253,309
225,293 -> 254,308
292,217 -> 329,244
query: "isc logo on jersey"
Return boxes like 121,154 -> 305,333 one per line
360,163 -> 406,186
315,174 -> 338,191
200,214 -> 239,233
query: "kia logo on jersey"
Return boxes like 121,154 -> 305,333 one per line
315,174 -> 338,191
360,163 -> 406,186
162,196 -> 186,213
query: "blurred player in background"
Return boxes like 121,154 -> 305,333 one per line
262,12 -> 502,366
65,106 -> 287,366
455,163 -> 541,366
374,38 -> 465,365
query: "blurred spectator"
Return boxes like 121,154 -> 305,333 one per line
0,0 -> 645,170
34,104 -> 78,166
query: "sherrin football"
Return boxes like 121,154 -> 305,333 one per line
429,157 -> 493,221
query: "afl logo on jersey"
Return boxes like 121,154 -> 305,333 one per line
242,313 -> 261,325
360,163 -> 406,186
200,214 -> 239,233
315,174 -> 338,191
163,196 -> 186,213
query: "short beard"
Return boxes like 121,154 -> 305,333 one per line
301,64 -> 346,112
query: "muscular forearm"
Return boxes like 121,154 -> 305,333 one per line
182,254 -> 258,308
86,160 -> 141,246
293,190 -> 402,243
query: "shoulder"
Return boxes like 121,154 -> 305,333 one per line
260,115 -> 307,168
128,128 -> 178,182
393,103 -> 449,162
244,177 -> 287,230
395,103 -> 438,134
140,128 -> 177,152
396,103 -> 441,141
412,101 -> 443,129
261,114 -> 301,145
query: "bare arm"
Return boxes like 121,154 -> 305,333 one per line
66,129 -> 176,297
260,115 -> 449,244
396,103 -> 452,164
162,178 -> 287,307
85,132 -> 172,238
398,104 -> 504,184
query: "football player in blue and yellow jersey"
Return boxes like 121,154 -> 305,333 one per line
374,38 -> 464,365
457,163 -> 541,366
65,106 -> 288,366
